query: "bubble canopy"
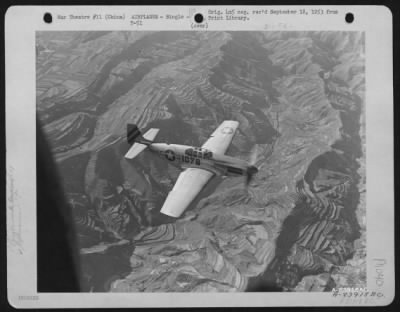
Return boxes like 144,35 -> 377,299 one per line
184,147 -> 213,159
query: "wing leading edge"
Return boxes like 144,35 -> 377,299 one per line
160,168 -> 214,218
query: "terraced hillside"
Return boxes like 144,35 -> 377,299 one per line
36,31 -> 365,292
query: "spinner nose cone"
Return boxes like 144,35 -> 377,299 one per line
246,165 -> 258,187
248,165 -> 258,175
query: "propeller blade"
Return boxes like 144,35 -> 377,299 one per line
245,165 -> 258,187
245,173 -> 252,187
249,144 -> 258,165
243,145 -> 259,189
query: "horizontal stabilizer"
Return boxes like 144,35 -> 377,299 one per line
143,128 -> 159,141
125,143 -> 147,159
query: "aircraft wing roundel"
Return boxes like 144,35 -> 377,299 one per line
202,120 -> 239,155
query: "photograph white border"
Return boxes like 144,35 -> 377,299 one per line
6,5 -> 394,308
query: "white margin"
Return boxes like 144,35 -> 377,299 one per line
5,5 -> 394,308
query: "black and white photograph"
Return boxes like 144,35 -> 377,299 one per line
5,6 -> 394,308
36,30 -> 366,293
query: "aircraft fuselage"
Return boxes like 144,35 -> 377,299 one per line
148,143 -> 257,177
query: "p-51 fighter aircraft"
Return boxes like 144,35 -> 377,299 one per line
124,120 -> 258,218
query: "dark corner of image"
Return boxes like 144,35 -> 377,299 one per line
36,117 -> 81,292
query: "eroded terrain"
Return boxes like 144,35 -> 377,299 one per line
37,31 -> 365,292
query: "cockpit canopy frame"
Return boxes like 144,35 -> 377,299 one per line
185,147 -> 213,159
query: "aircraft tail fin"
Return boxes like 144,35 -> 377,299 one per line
125,124 -> 159,159
127,124 -> 141,145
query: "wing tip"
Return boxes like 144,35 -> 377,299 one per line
160,208 -> 181,218
224,119 -> 239,124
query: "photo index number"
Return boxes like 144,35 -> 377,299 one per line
18,295 -> 39,300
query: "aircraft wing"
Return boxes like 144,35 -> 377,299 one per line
160,168 -> 214,218
202,120 -> 239,155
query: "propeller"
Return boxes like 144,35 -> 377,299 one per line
245,145 -> 259,187
249,144 -> 258,166
245,166 -> 258,186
